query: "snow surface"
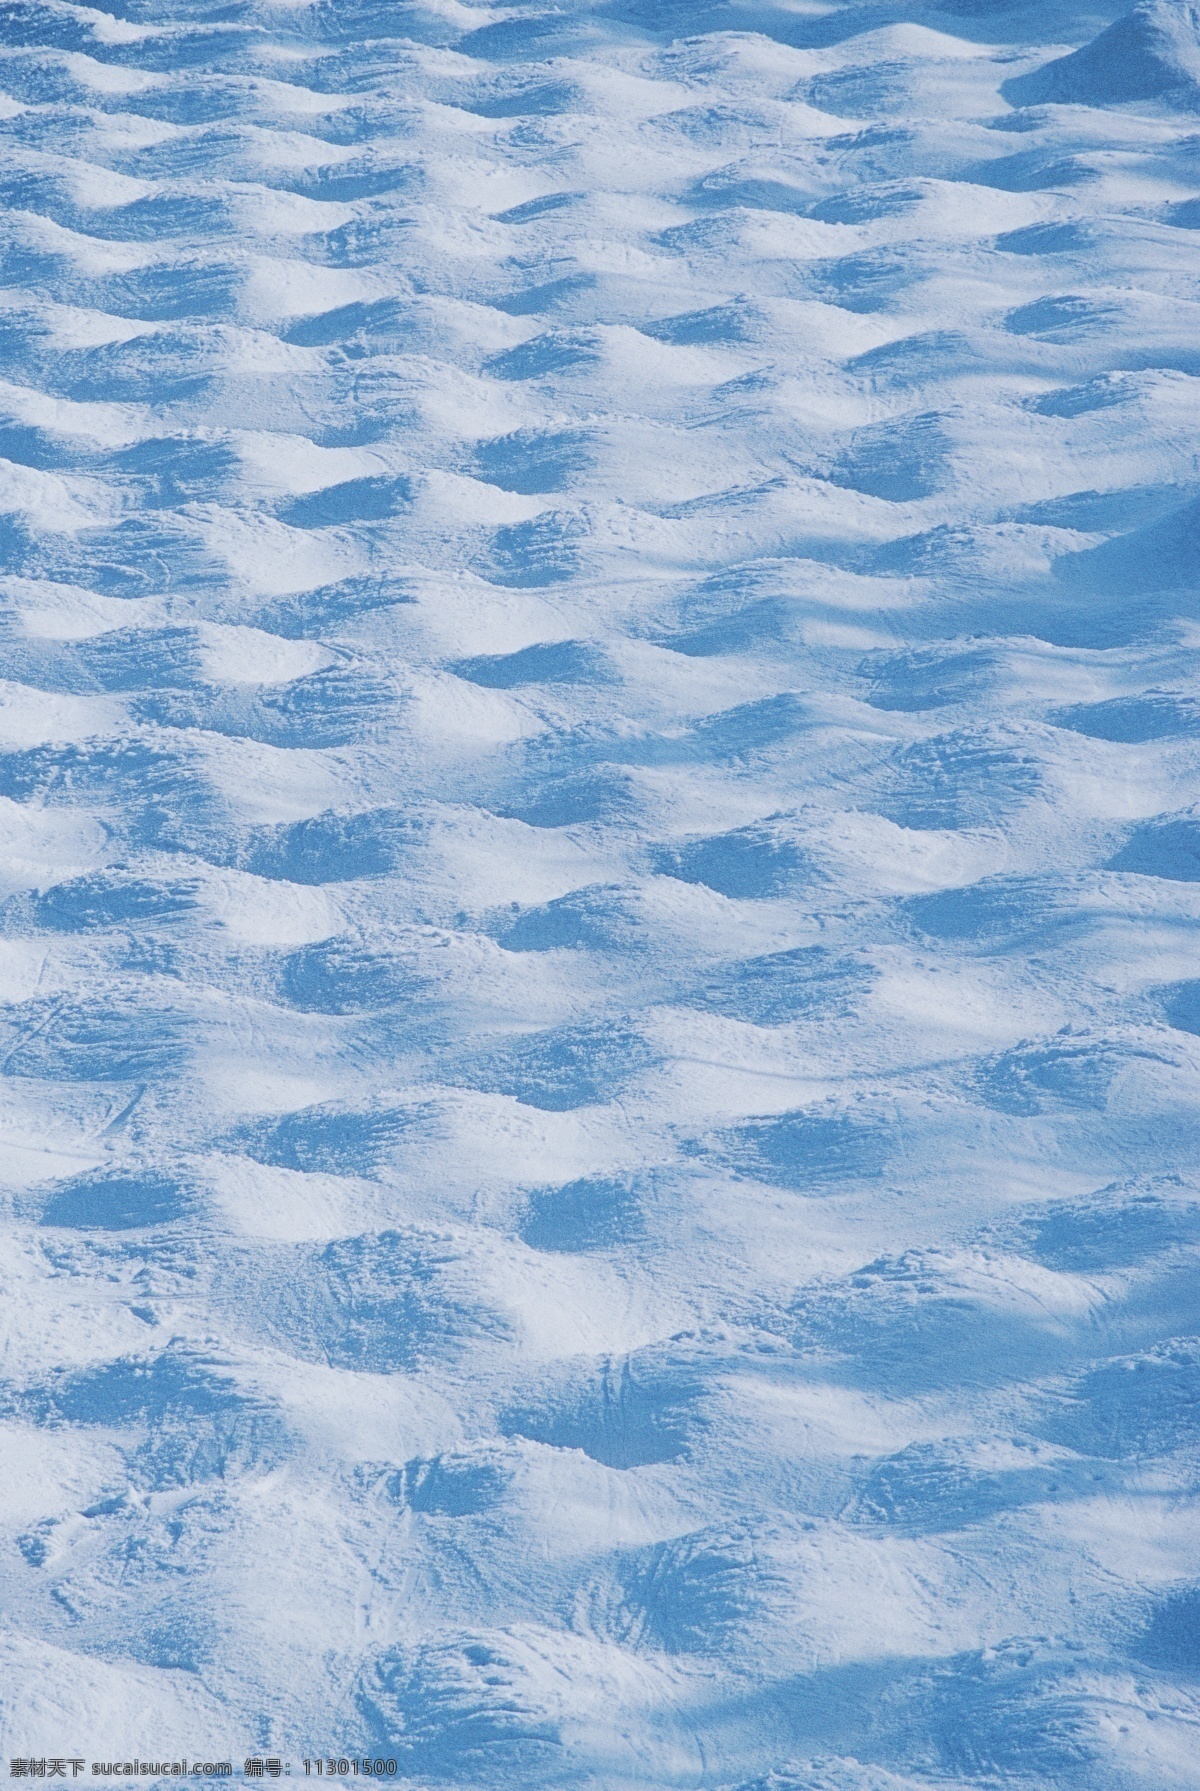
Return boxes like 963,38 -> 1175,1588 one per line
1,0 -> 1200,1781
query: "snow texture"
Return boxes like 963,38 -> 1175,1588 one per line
0,0 -> 1199,1781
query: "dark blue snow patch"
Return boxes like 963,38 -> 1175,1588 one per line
804,246 -> 927,316
0,994 -> 189,1082
647,562 -> 803,658
300,2 -> 457,52
279,60 -> 409,120
458,9 -> 612,62
512,695 -> 815,780
282,296 -> 422,350
1164,194 -> 1200,226
101,435 -> 241,508
483,328 -> 603,381
1009,484 -> 1188,533
640,299 -> 765,345
493,766 -> 641,829
1133,1586 -> 1200,1674
681,692 -> 816,761
53,327 -> 220,407
826,411 -> 950,502
1031,371 -> 1151,417
1161,980 -> 1200,1035
496,885 -> 649,954
485,511 -> 586,587
492,191 -> 582,224
0,410 -> 83,474
0,411 -> 101,479
277,474 -> 413,529
651,818 -> 814,900
310,211 -> 419,272
384,1450 -> 513,1516
99,258 -> 244,324
518,1172 -> 646,1252
31,869 -> 202,932
277,938 -> 428,1014
0,1 -> 119,51
498,1344 -> 710,1468
451,638 -> 611,689
86,21 -> 256,74
126,1605 -> 219,1676
81,191 -> 237,245
1053,493 -> 1200,594
306,376 -> 424,450
874,732 -> 1043,830
791,1252 -> 1070,1394
1108,813 -> 1200,879
21,1348 -> 232,1446
233,1099 -> 436,1177
458,80 -> 580,118
289,160 -> 423,203
256,575 -> 417,639
909,1643 -> 1121,1782
650,96 -> 790,147
9,513 -> 228,600
358,1631 -> 563,1777
1003,294 -> 1121,341
1052,692 -> 1200,741
655,472 -> 791,526
687,947 -> 877,1027
995,219 -> 1098,256
1039,1339 -> 1200,1460
808,182 -> 927,223
705,1108 -> 891,1193
803,61 -> 928,116
685,170 -> 811,215
845,1440 -> 1113,1534
902,875 -> 1079,951
490,272 -> 597,319
455,1019 -> 656,1111
1001,0 -> 1200,110
600,1521 -> 782,1656
135,664 -> 394,751
471,427 -> 595,495
15,1521 -> 52,1568
39,1166 -> 194,1231
860,643 -> 1004,712
263,1231 -> 511,1372
16,620 -> 214,698
0,52 -> 122,112
239,806 -> 419,884
0,737 -> 229,855
867,522 -> 1023,580
0,304 -> 54,375
1018,1184 -> 1200,1271
971,1032 -> 1165,1115
847,327 -> 995,380
970,150 -> 1096,192
7,1347 -> 290,1488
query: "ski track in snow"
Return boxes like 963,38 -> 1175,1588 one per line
1,0 -> 1199,1779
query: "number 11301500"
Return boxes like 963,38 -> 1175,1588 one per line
302,1765 -> 395,1778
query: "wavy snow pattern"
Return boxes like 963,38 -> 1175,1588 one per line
1,0 -> 1200,1781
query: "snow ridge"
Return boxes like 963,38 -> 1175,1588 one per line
1,0 -> 1200,1782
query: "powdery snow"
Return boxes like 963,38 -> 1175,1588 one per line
0,0 -> 1199,1783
